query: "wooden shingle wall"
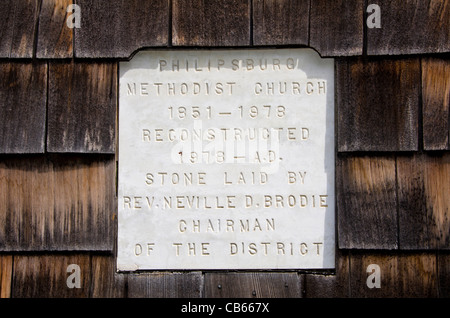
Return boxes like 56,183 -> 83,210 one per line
0,0 -> 448,298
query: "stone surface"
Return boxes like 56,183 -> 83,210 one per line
118,49 -> 335,270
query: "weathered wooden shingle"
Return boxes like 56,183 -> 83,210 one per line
337,155 -> 398,249
397,154 -> 450,250
337,57 -> 420,152
172,0 -> 250,46
253,0 -> 309,46
0,0 -> 40,58
309,0 -> 364,56
422,57 -> 450,150
0,1 -> 15,57
74,0 -> 169,58
349,252 -> 438,297
304,250 -> 350,298
90,254 -> 127,298
12,254 -> 91,298
0,255 -> 12,298
47,61 -> 116,153
204,273 -> 302,298
36,0 -> 73,59
127,272 -> 203,298
367,0 -> 450,55
0,155 -> 115,251
438,252 -> 450,297
0,62 -> 47,154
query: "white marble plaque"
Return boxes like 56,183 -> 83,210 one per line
117,49 -> 335,270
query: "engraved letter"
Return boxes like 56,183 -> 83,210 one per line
123,196 -> 131,208
142,129 -> 151,141
301,128 -> 309,140
134,244 -> 142,256
287,58 -> 295,69
300,243 -> 307,255
147,243 -> 155,255
201,243 -> 210,255
127,83 -> 136,95
306,82 -> 314,95
230,243 -> 238,255
179,220 -> 187,233
217,59 -> 225,70
173,243 -> 182,256
246,59 -> 254,70
245,195 -> 253,207
255,82 -> 262,95
140,83 -> 149,95
159,60 -> 167,71
145,173 -> 154,185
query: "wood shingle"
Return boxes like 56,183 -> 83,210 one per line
349,252 -> 438,297
367,0 -> 450,55
397,153 -> 450,250
0,62 -> 47,154
172,0 -> 251,46
310,0 -> 364,56
47,61 -> 116,153
337,57 -> 420,152
74,0 -> 169,58
422,57 -> 450,150
336,155 -> 398,249
0,155 -> 115,251
204,272 -> 302,298
252,0 -> 309,46
36,0 -> 74,59
0,0 -> 39,58
12,254 -> 91,298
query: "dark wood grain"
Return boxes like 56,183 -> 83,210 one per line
337,57 -> 420,152
349,252 -> 399,297
0,255 -> 12,298
127,272 -> 203,298
0,0 -> 15,57
47,61 -> 116,153
309,0 -> 364,56
422,57 -> 450,150
397,154 -> 450,250
204,272 -> 301,298
74,0 -> 169,58
0,155 -> 115,251
36,0 -> 73,58
304,250 -> 350,298
349,252 -> 438,297
253,0 -> 309,46
0,62 -> 47,154
172,0 -> 250,46
12,254 -> 91,298
438,252 -> 450,298
0,0 -> 39,58
367,0 -> 450,55
90,254 -> 127,298
337,155 -> 398,249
